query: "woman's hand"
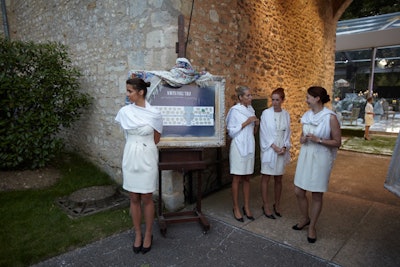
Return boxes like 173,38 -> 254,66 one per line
243,116 -> 259,129
305,133 -> 319,143
272,144 -> 286,155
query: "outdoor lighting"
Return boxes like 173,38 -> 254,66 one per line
377,58 -> 388,69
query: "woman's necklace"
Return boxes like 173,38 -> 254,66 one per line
274,111 -> 282,130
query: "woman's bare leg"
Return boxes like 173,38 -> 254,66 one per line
294,186 -> 310,226
242,175 -> 253,216
308,192 -> 323,239
130,192 -> 142,247
141,193 -> 154,248
232,175 -> 242,218
261,174 -> 272,215
273,175 -> 283,213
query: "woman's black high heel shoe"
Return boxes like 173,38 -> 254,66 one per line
307,236 -> 317,243
242,206 -> 255,221
292,220 -> 310,230
261,206 -> 276,219
232,209 -> 244,222
132,237 -> 142,254
142,235 -> 153,254
273,204 -> 282,217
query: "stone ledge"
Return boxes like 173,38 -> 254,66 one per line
56,185 -> 130,219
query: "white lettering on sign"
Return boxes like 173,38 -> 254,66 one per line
166,91 -> 192,96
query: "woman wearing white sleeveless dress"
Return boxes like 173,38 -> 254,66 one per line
226,86 -> 259,222
115,78 -> 163,254
293,86 -> 341,243
364,96 -> 374,140
259,88 -> 291,219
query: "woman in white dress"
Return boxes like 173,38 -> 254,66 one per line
259,88 -> 291,219
115,78 -> 163,254
364,96 -> 374,140
293,86 -> 341,243
226,86 -> 259,222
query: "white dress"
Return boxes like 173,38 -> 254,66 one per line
229,140 -> 255,175
364,102 -> 374,126
115,102 -> 163,194
259,107 -> 291,176
294,108 -> 337,192
226,103 -> 256,175
122,125 -> 158,193
261,112 -> 286,175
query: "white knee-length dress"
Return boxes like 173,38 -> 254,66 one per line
122,125 -> 158,193
229,140 -> 255,175
294,124 -> 335,192
261,111 -> 286,175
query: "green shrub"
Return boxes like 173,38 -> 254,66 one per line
0,38 -> 91,169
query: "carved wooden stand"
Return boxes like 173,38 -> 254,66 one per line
157,148 -> 210,236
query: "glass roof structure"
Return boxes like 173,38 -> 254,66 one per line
336,12 -> 400,51
334,12 -> 400,101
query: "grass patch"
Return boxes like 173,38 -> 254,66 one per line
0,153 -> 132,267
341,128 -> 365,137
341,135 -> 397,155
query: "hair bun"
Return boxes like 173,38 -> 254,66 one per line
145,81 -> 151,87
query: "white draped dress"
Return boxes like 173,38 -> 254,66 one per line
294,107 -> 337,192
115,102 -> 163,194
226,103 -> 256,175
259,107 -> 291,175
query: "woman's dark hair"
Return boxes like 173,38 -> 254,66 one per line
272,87 -> 285,100
367,96 -> 373,102
307,86 -> 330,104
126,78 -> 151,97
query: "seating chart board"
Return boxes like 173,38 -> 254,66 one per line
148,78 -> 225,148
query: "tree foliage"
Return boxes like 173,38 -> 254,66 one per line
341,0 -> 400,20
0,38 -> 91,170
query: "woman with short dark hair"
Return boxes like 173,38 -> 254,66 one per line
292,86 -> 341,243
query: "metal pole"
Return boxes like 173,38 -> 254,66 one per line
1,0 -> 10,39
368,47 -> 377,97
177,15 -> 186,57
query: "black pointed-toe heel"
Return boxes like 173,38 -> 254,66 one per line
273,204 -> 282,217
307,236 -> 317,243
233,209 -> 244,222
133,244 -> 142,254
132,237 -> 142,254
261,206 -> 276,219
142,235 -> 153,254
292,220 -> 310,230
242,206 -> 255,221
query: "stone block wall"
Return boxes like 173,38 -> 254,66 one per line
183,0 -> 350,159
6,0 -> 185,184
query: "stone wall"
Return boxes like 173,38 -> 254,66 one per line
184,0 -> 350,158
6,0 -> 186,184
3,0 -> 351,208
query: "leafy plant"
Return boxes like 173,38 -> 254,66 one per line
0,38 -> 91,169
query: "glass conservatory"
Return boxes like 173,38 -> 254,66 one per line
334,12 -> 400,115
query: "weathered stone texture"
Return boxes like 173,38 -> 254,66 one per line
6,0 -> 182,183
184,0 -> 342,158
